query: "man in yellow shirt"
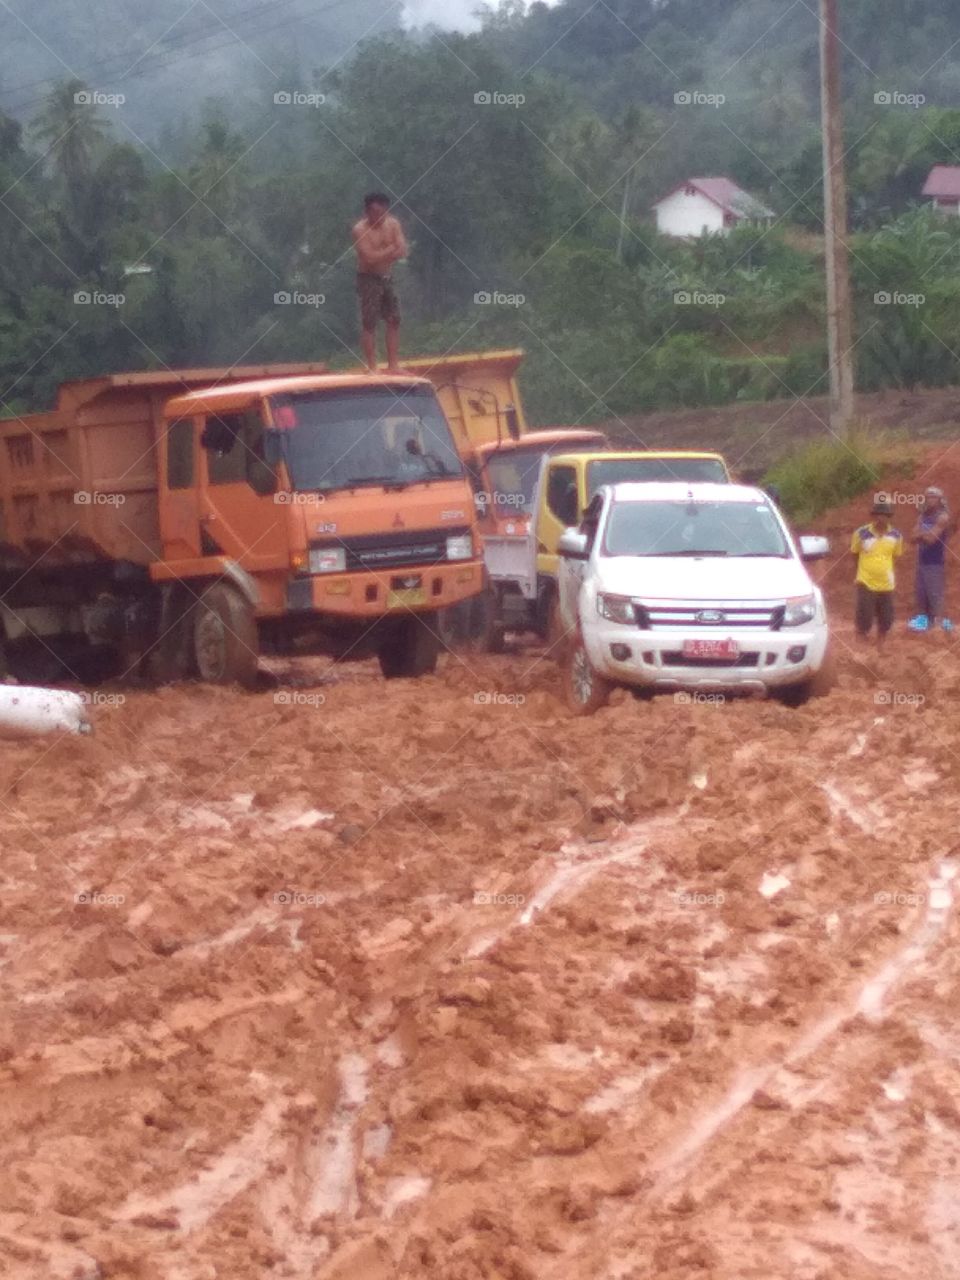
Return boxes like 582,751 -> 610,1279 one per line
851,499 -> 903,649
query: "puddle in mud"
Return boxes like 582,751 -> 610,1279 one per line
382,1174 -> 431,1217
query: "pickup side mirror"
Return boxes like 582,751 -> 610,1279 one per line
558,528 -> 589,560
799,534 -> 829,561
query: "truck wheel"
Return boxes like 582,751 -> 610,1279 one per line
437,587 -> 504,655
378,617 -> 441,678
562,634 -> 612,715
193,583 -> 260,687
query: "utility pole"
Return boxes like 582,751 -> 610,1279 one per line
820,0 -> 855,436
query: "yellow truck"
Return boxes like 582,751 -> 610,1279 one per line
480,448 -> 732,649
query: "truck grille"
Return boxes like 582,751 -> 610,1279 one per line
310,527 -> 470,573
638,601 -> 784,630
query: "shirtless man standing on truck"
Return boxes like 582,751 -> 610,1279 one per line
352,192 -> 408,373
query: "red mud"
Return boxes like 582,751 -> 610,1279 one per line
3,455 -> 960,1279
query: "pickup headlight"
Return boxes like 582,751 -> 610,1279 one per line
309,547 -> 346,574
783,594 -> 816,627
446,534 -> 473,561
597,593 -> 637,625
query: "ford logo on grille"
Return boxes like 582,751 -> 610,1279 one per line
696,609 -> 725,623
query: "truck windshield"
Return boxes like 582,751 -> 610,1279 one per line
588,457 -> 727,497
484,444 -> 554,515
604,500 -> 789,559
269,386 -> 463,492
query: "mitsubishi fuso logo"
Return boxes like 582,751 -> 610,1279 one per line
696,609 -> 725,623
392,512 -> 405,528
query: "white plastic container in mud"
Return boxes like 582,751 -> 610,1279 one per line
0,686 -> 92,738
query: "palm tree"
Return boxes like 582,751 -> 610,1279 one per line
32,79 -> 111,204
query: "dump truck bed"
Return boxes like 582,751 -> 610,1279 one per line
0,364 -> 327,568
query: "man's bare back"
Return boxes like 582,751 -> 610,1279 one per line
352,213 -> 407,277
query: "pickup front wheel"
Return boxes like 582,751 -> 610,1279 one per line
193,583 -> 260,687
562,635 -> 612,715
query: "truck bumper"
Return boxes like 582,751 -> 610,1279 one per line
285,561 -> 484,616
586,624 -> 829,694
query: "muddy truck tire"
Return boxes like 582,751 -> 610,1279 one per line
436,580 -> 504,654
377,616 -> 441,678
562,633 -> 612,715
192,583 -> 260,687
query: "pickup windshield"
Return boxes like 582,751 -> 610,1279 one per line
587,457 -> 727,497
268,386 -> 463,492
604,499 -> 790,559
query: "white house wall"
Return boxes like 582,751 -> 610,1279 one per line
655,190 -> 726,237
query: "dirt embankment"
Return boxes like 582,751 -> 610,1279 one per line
595,386 -> 960,474
4,461 -> 960,1278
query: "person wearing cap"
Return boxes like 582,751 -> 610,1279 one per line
908,486 -> 952,632
851,499 -> 903,649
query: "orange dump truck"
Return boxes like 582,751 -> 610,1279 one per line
0,364 -> 483,684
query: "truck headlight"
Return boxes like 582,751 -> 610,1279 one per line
446,534 -> 473,561
597,593 -> 637,625
783,594 -> 816,627
309,547 -> 346,574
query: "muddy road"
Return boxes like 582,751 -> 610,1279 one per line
3,611 -> 960,1279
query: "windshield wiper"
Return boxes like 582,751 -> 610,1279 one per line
342,475 -> 413,491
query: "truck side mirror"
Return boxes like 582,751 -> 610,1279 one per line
799,534 -> 829,561
558,529 -> 589,560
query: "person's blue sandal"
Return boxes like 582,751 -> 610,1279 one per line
942,618 -> 954,632
908,614 -> 930,632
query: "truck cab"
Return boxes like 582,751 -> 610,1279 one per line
461,448 -> 732,652
156,373 -> 483,680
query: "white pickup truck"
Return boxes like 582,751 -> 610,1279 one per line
556,481 -> 833,712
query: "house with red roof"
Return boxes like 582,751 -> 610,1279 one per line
652,177 -> 775,238
922,165 -> 960,214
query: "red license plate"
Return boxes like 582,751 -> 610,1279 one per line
683,638 -> 739,660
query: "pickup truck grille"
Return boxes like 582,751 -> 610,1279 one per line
310,527 -> 470,572
638,601 -> 785,630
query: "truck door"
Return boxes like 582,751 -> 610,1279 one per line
536,461 -> 579,582
160,415 -> 202,560
197,409 -> 289,573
